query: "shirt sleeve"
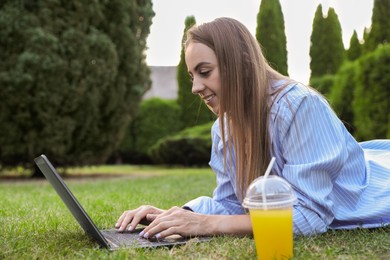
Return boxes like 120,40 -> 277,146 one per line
183,120 -> 245,215
273,87 -> 349,236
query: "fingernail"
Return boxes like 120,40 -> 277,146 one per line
139,231 -> 144,237
143,232 -> 149,239
127,225 -> 133,231
115,223 -> 119,228
156,233 -> 161,239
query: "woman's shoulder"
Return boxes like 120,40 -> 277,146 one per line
272,81 -> 327,112
270,80 -> 329,123
271,80 -> 319,106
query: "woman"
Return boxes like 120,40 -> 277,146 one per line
116,17 -> 390,238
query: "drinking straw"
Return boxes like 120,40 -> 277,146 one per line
262,157 -> 276,210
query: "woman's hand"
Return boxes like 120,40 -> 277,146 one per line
115,205 -> 165,232
116,205 -> 253,238
139,206 -> 208,239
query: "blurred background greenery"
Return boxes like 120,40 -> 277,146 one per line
0,0 -> 389,177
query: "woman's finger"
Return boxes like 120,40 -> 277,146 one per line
115,210 -> 133,229
146,213 -> 158,222
140,206 -> 202,238
140,219 -> 176,239
115,205 -> 165,232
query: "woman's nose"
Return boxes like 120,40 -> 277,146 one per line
191,77 -> 204,95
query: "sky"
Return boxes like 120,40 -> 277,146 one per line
145,0 -> 374,85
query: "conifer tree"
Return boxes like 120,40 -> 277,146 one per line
310,5 -> 345,80
0,0 -> 154,170
363,27 -> 370,46
256,0 -> 288,75
363,0 -> 390,53
347,30 -> 362,61
310,5 -> 326,78
177,16 -> 215,129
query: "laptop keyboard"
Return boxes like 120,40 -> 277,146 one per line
100,228 -> 187,249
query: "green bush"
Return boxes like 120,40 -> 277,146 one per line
116,98 -> 182,164
328,61 -> 359,135
353,44 -> 390,140
148,122 -> 214,166
309,74 -> 336,96
0,1 -> 154,168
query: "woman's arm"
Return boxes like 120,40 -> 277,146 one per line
207,214 -> 253,236
182,120 -> 246,216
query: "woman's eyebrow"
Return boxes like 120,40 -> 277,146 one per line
193,62 -> 212,72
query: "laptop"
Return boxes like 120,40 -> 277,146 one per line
34,154 -> 211,250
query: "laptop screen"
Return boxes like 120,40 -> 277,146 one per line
34,154 -> 109,248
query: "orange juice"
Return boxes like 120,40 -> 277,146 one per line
249,208 -> 293,260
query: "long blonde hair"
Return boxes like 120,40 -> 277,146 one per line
186,17 -> 288,198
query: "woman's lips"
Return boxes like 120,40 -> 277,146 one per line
204,94 -> 215,104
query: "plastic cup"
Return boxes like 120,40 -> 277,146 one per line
243,175 -> 296,260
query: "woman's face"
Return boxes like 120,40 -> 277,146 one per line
185,42 -> 221,115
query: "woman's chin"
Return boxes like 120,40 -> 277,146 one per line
207,106 -> 219,116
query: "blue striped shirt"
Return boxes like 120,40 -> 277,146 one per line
184,82 -> 390,236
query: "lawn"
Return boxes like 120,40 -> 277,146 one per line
1,165 -> 389,259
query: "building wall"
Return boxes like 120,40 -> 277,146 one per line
143,66 -> 178,100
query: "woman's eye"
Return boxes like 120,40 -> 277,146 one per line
199,70 -> 210,77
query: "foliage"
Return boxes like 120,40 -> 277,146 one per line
177,16 -> 215,129
353,44 -> 390,140
256,0 -> 288,75
328,61 -> 359,135
148,122 -> 214,166
116,98 -> 182,164
309,74 -> 335,97
0,1 -> 154,169
347,30 -> 362,61
363,0 -> 390,53
310,5 -> 345,79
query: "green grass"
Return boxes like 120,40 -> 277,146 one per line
1,166 -> 389,259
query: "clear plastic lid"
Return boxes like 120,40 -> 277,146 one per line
242,175 -> 296,209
